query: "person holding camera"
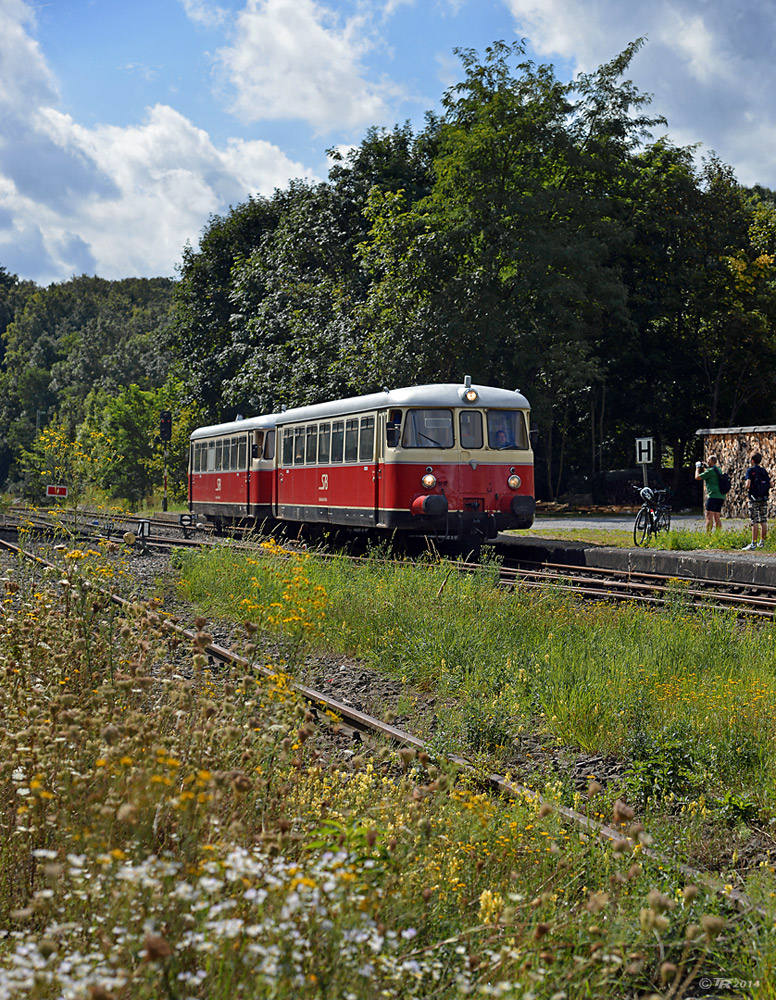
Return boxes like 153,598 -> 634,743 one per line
694,455 -> 724,532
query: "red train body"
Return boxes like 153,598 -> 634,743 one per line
188,379 -> 535,547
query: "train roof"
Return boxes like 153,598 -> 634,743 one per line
190,381 -> 530,440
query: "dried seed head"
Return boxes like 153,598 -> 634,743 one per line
231,771 -> 252,794
533,922 -> 551,940
613,799 -> 635,825
612,838 -> 631,855
88,986 -> 117,1000
537,803 -> 553,819
646,889 -> 675,913
587,780 -> 603,797
701,914 -> 725,939
660,962 -> 678,983
101,724 -> 120,746
586,892 -> 610,914
682,885 -> 699,903
143,933 -> 172,961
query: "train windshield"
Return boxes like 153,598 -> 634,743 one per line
459,410 -> 483,449
487,410 -> 529,450
402,409 -> 454,448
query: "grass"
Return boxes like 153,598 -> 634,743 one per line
0,536 -> 773,997
523,515 -> 770,551
177,541 -> 776,847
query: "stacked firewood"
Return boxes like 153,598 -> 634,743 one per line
699,429 -> 776,518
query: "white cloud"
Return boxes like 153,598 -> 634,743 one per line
502,0 -> 776,188
217,0 -> 407,131
502,0 -> 616,68
0,0 -> 317,283
656,10 -> 729,88
6,104 -> 314,282
0,0 -> 58,109
179,0 -> 229,28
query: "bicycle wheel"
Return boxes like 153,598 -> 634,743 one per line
633,507 -> 650,546
656,508 -> 671,534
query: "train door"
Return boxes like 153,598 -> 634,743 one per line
456,407 -> 489,517
249,430 -> 263,514
375,411 -> 385,520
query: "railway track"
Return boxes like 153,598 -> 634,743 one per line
4,505 -> 776,618
0,533 -> 766,920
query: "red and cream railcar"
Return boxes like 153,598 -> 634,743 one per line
189,413 -> 277,524
188,379 -> 535,544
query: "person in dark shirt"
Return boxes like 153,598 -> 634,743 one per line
742,452 -> 770,550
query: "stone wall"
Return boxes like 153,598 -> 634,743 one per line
697,426 -> 776,518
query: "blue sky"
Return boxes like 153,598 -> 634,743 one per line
2,0 -> 775,285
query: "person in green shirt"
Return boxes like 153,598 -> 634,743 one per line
694,454 -> 724,532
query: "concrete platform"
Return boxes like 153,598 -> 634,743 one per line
495,533 -> 776,589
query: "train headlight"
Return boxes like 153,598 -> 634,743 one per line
422,473 -> 437,489
507,474 -> 521,490
458,376 -> 479,403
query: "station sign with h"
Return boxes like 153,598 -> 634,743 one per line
635,437 -> 654,466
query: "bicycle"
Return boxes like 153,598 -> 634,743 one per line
632,485 -> 671,546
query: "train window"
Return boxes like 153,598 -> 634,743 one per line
386,409 -> 402,448
318,423 -> 331,463
215,440 -> 223,471
359,415 -> 375,462
207,440 -> 215,471
253,429 -> 265,461
306,425 -> 318,464
264,430 -> 275,461
229,437 -> 238,470
293,427 -> 306,465
238,436 -> 247,469
402,409 -> 454,448
344,419 -> 359,462
331,421 -> 344,462
459,411 -> 483,449
282,428 -> 294,466
487,411 -> 529,450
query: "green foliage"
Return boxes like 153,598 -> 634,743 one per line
20,419 -> 117,505
0,275 -> 173,488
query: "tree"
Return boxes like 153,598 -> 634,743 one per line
0,276 -> 173,488
169,196 -> 283,415
356,41 -> 663,496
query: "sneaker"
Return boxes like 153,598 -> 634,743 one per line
757,540 -> 765,548
742,542 -> 756,550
